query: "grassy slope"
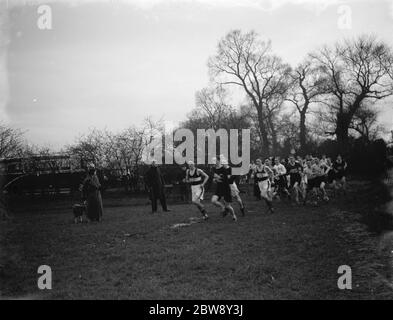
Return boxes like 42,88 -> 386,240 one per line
1,181 -> 392,300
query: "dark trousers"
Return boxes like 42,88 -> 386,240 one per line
150,188 -> 168,212
179,184 -> 190,202
254,181 -> 261,200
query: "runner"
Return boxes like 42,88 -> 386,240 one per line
310,158 -> 329,202
286,155 -> 303,205
222,160 -> 246,216
265,158 -> 277,200
185,161 -> 209,220
253,158 -> 275,213
248,160 -> 261,200
211,157 -> 237,221
297,156 -> 308,201
332,155 -> 348,194
325,157 -> 336,186
303,159 -> 315,203
273,157 -> 290,199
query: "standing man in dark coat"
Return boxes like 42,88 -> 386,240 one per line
177,165 -> 190,203
144,160 -> 170,213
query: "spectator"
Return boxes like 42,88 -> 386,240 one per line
82,163 -> 104,222
144,160 -> 171,213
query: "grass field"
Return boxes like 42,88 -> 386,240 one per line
1,180 -> 393,300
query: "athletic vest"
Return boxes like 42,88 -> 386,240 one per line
287,162 -> 302,175
334,161 -> 346,172
187,169 -> 203,185
255,166 -> 269,182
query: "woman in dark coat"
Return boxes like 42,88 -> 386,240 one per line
82,163 -> 104,222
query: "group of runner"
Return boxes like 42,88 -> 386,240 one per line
184,154 -> 348,222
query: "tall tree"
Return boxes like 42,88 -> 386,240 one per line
182,86 -> 253,162
208,30 -> 291,155
311,35 -> 393,151
286,60 -> 327,153
265,95 -> 285,154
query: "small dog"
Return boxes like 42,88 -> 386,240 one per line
72,204 -> 86,223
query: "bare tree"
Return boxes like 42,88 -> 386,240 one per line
116,126 -> 150,172
68,117 -> 164,174
182,89 -> 254,161
276,112 -> 300,154
67,128 -> 109,168
265,94 -> 287,154
286,60 -> 328,153
0,123 -> 24,219
185,85 -> 252,132
208,30 -> 291,155
311,35 -> 393,150
143,116 -> 165,147
0,123 -> 24,159
194,86 -> 235,130
349,106 -> 386,142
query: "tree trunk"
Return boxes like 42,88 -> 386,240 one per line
299,111 -> 307,154
336,112 -> 351,153
256,107 -> 270,156
267,114 -> 278,155
271,130 -> 278,155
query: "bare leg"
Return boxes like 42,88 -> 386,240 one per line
320,182 -> 328,200
260,188 -> 274,213
193,199 -> 207,218
224,202 -> 237,221
233,194 -> 245,216
341,177 -> 347,194
293,184 -> 300,204
212,195 -> 225,214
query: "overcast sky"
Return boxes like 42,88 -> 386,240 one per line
2,0 -> 393,149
